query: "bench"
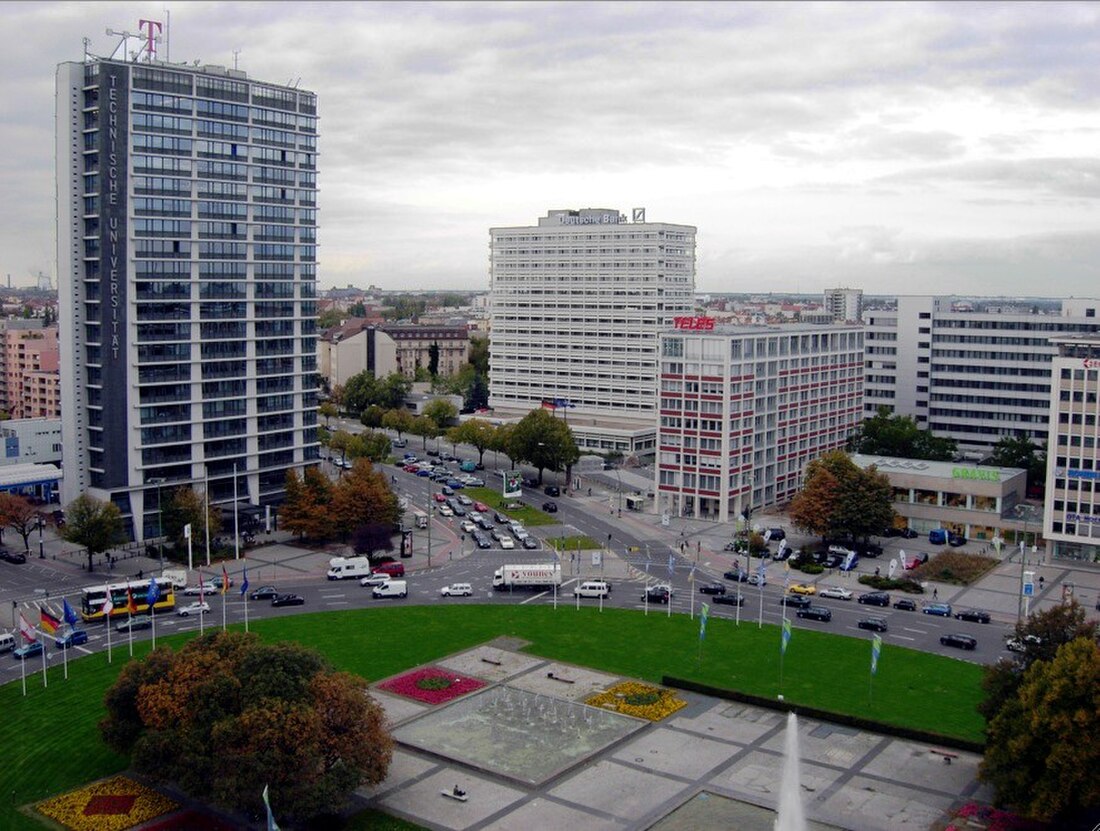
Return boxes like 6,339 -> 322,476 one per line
928,748 -> 959,764
441,788 -> 468,802
480,657 -> 502,666
547,671 -> 575,684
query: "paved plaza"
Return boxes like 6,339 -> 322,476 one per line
356,640 -> 993,831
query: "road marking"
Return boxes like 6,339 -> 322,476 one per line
520,591 -> 548,604
325,600 -> 351,606
903,627 -> 928,634
320,593 -> 346,599
891,635 -> 915,641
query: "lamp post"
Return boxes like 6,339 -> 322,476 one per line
37,514 -> 44,559
1014,504 -> 1031,625
613,467 -> 623,517
149,477 -> 166,570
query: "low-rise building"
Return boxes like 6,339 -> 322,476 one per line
318,320 -> 470,387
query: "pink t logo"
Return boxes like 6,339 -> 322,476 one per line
139,19 -> 162,60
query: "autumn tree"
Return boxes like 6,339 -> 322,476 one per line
448,418 -> 495,465
382,407 -> 413,439
980,637 -> 1100,822
409,415 -> 438,451
847,406 -> 957,461
787,451 -> 894,541
279,468 -> 335,541
100,631 -> 392,824
331,459 -> 399,541
59,493 -> 126,573
351,522 -> 396,561
0,493 -> 43,552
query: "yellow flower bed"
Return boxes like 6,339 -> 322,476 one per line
585,681 -> 687,722
34,775 -> 179,831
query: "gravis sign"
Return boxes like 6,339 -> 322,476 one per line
673,316 -> 716,331
952,467 -> 1000,482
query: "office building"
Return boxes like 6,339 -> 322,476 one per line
489,207 -> 695,455
0,321 -> 60,419
57,45 -> 319,539
1044,335 -> 1100,563
822,288 -> 863,323
864,297 -> 1100,457
656,323 -> 864,522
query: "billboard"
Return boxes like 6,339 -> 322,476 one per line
503,471 -> 522,499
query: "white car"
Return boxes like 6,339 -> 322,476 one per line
818,586 -> 853,601
359,574 -> 390,588
499,537 -> 515,549
438,505 -> 454,517
457,495 -> 473,506
461,520 -> 477,533
747,573 -> 767,587
512,528 -> 530,541
440,583 -> 473,597
183,583 -> 213,596
177,601 -> 210,616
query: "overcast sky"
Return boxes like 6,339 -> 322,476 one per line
3,1 -> 1100,296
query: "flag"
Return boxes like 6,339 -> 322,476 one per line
199,573 -> 206,598
240,564 -> 250,597
18,612 -> 36,642
184,523 -> 191,539
843,550 -> 856,571
126,587 -> 138,615
757,560 -> 766,581
62,598 -> 80,626
667,552 -> 675,575
40,607 -> 61,634
102,585 -> 114,617
689,564 -> 696,584
781,617 -> 792,655
262,784 -> 280,831
221,565 -> 230,595
147,577 -> 161,607
871,634 -> 882,676
699,602 -> 710,641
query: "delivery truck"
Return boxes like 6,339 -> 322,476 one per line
492,563 -> 562,592
327,556 -> 374,580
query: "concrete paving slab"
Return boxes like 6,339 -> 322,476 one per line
860,739 -> 982,795
437,644 -> 546,683
376,767 -> 527,830
356,748 -> 440,800
481,797 -> 625,831
759,719 -> 882,770
612,727 -> 737,779
710,749 -> 843,806
509,661 -> 624,702
548,759 -> 691,822
369,688 -> 430,728
818,774 -> 959,830
649,790 -> 844,831
671,699 -> 782,745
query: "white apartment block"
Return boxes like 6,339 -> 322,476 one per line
656,323 -> 865,523
488,208 -> 695,455
822,288 -> 863,323
1044,335 -> 1100,563
864,297 -> 1100,457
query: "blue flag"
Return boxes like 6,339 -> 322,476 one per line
781,618 -> 792,656
871,634 -> 882,676
62,598 -> 80,626
240,565 -> 250,598
147,576 -> 160,606
699,602 -> 710,641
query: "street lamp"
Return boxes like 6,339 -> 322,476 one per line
37,514 -> 44,559
1014,504 -> 1035,624
613,467 -> 623,517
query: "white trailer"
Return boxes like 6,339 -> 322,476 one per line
492,563 -> 562,591
327,556 -> 374,580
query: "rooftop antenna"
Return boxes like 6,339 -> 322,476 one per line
233,49 -> 240,70
163,8 -> 170,62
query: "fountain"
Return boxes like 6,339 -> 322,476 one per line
775,711 -> 807,831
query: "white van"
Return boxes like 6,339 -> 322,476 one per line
573,580 -> 611,598
0,632 -> 15,654
327,557 -> 373,580
372,580 -> 408,599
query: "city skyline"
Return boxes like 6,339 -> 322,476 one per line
4,1 -> 1100,294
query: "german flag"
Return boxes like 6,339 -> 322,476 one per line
40,608 -> 61,634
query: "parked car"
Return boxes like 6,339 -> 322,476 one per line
457,495 -> 473,506
0,549 -> 27,564
923,602 -> 953,617
474,534 -> 492,550
797,605 -> 832,622
116,616 -> 153,632
818,586 -> 852,601
271,593 -> 305,607
940,633 -> 977,650
823,554 -> 844,569
433,492 -> 448,503
788,583 -> 816,596
893,598 -> 918,611
714,593 -> 745,606
544,485 -> 560,497
954,608 -> 991,624
698,582 -> 727,595
499,537 -> 515,550
1005,634 -> 1042,653
900,528 -> 919,539
858,591 -> 891,607
522,537 -> 539,550
642,585 -> 671,604
766,528 -> 785,541
827,545 -> 855,558
542,501 -> 558,513
461,520 -> 477,533
928,529 -> 947,545
723,569 -> 749,582
904,553 -> 930,569
778,595 -> 812,608
373,561 -> 405,578
948,533 -> 967,547
881,527 -> 902,537
177,601 -> 210,617
440,583 -> 472,597
473,501 -> 490,513
856,543 -> 882,558
55,629 -> 89,648
441,485 -> 455,497
494,511 -> 509,524
13,642 -> 44,660
857,617 -> 888,632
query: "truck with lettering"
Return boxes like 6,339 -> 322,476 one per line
492,564 -> 562,592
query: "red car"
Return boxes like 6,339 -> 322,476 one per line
473,502 -> 490,513
372,561 -> 405,578
433,492 -> 448,502
403,464 -> 418,473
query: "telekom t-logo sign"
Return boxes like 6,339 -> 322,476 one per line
139,19 -> 162,60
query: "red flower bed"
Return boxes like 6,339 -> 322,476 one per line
83,795 -> 136,816
377,666 -> 486,704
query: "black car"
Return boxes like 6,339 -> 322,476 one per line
893,598 -> 917,611
642,586 -> 671,604
494,511 -> 509,524
881,527 -> 902,537
797,605 -> 832,622
544,485 -> 560,497
249,586 -> 279,600
723,569 -> 749,582
858,591 -> 890,607
542,501 -> 558,513
767,528 -> 785,541
779,595 -> 812,608
699,582 -> 727,595
772,547 -> 793,561
522,537 -> 539,550
714,593 -> 745,606
0,549 -> 27,564
271,593 -> 305,607
823,554 -> 843,569
900,528 -> 919,539
954,609 -> 991,624
940,633 -> 977,650
857,543 -> 883,558
522,476 -> 538,488
857,617 -> 888,632
948,533 -> 967,547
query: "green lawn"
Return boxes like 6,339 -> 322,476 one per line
549,535 -> 602,551
464,487 -> 559,526
1,606 -> 986,830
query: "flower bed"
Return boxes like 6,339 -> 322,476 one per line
377,666 -> 486,704
586,681 -> 687,722
34,775 -> 178,831
943,801 -> 1048,831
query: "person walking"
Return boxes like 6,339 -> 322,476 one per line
933,587 -> 938,600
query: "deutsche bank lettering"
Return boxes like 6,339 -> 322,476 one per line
559,213 -> 626,225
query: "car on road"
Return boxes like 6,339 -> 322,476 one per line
778,595 -> 812,608
474,534 -> 492,549
438,505 -> 454,517
473,501 -> 490,513
433,492 -> 448,503
544,485 -> 560,497
713,593 -> 745,606
493,511 -> 509,524
499,537 -> 515,550
922,602 -> 953,617
177,601 -> 210,617
788,583 -> 816,596
522,537 -> 539,550
797,605 -> 832,622
940,633 -> 977,650
457,495 -> 473,506
441,486 -> 455,497
892,598 -> 917,611
461,520 -> 477,533
818,586 -> 853,601
446,479 -> 465,490
857,591 -> 890,607
954,608 -> 991,624
116,616 -> 153,633
642,585 -> 671,604
440,583 -> 472,597
249,586 -> 279,600
373,561 -> 405,578
0,549 -> 27,564
359,574 -> 390,588
542,501 -> 558,513
55,629 -> 89,649
747,573 -> 767,587
403,465 -> 418,474
416,468 -> 431,477
698,582 -> 727,595
1005,634 -> 1041,653
271,593 -> 305,607
723,569 -> 749,582
464,477 -> 485,486
857,617 -> 888,632
13,642 -> 44,660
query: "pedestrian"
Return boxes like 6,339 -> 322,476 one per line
933,587 -> 938,599
138,569 -> 143,579
587,487 -> 592,497
874,567 -> 880,577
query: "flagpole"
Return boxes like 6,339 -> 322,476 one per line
222,587 -> 227,632
151,604 -> 156,651
62,627 -> 68,680
204,467 -> 211,567
128,603 -> 134,658
105,588 -> 113,664
40,628 -> 47,688
234,463 -> 240,561
186,524 -> 193,571
243,582 -> 249,633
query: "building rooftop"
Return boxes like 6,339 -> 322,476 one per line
851,454 -> 1026,482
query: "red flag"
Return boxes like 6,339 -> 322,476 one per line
102,584 -> 114,617
126,586 -> 138,614
18,612 -> 36,643
221,565 -> 230,595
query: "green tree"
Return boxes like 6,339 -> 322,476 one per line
377,372 -> 412,410
59,493 -> 126,573
350,430 -> 392,463
317,308 -> 343,329
409,415 -> 438,451
847,406 -> 957,461
990,431 -> 1047,492
788,451 -> 894,541
511,408 -> 580,484
100,631 -> 392,824
468,335 -> 489,376
360,404 -> 386,429
491,423 -> 518,468
980,637 -> 1100,822
318,401 -> 339,427
448,418 -> 495,465
341,371 -> 379,416
161,486 -> 222,554
382,408 -> 413,439
465,372 -> 489,410
423,398 -> 457,429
